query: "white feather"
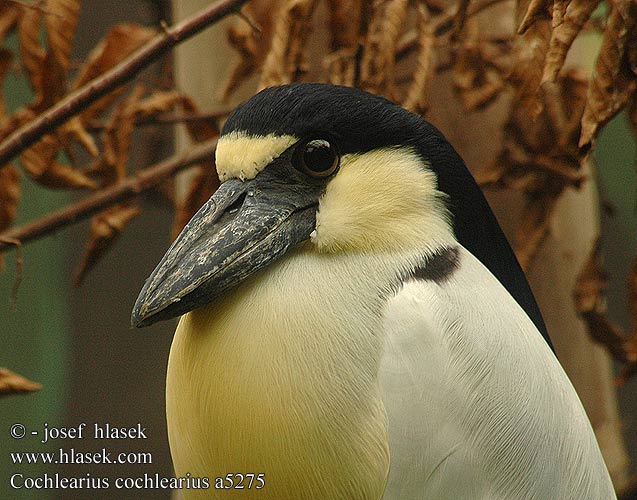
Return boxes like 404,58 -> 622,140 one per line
379,245 -> 616,500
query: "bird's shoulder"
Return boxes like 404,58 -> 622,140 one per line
378,245 -> 615,500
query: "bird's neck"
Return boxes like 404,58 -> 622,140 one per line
177,240 -> 441,387
166,240 -> 449,500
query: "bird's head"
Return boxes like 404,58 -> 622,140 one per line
132,83 -> 543,338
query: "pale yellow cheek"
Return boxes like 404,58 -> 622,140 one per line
313,197 -> 385,252
310,149 -> 453,252
311,167 -> 367,251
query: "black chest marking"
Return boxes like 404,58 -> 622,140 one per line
411,246 -> 460,284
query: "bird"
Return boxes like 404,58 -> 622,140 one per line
132,83 -> 616,500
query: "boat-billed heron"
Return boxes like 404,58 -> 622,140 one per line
132,83 -> 616,500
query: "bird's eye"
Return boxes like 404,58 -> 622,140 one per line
293,138 -> 340,178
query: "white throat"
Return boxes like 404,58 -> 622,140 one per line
165,238 -> 452,500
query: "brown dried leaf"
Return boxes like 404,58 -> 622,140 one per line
221,0 -> 279,100
421,0 -> 447,13
72,24 -> 157,121
487,71 -> 587,192
509,20 -> 551,116
617,256 -> 637,382
221,22 -> 259,100
73,24 -> 156,89
542,0 -> 601,83
325,0 -> 362,51
34,160 -> 97,189
20,133 -> 96,189
81,155 -> 110,181
573,237 -> 607,312
323,0 -> 362,86
45,0 -> 80,72
452,23 -> 507,111
574,239 -> 637,382
552,0 -> 570,27
0,2 -> 20,45
629,257 -> 637,337
38,53 -> 64,109
74,203 -> 141,286
0,163 -> 20,232
475,157 -> 507,187
531,154 -> 585,185
163,95 -> 221,237
259,0 -> 318,89
20,133 -> 59,177
487,71 -> 588,271
94,87 -> 184,186
588,310 -> 637,384
541,79 -> 568,133
629,91 -> 637,139
554,69 -> 589,144
579,0 -> 637,152
452,0 -> 472,37
133,90 -> 184,120
360,0 -> 410,96
244,0 -> 279,52
403,5 -> 436,115
0,368 -> 42,397
99,85 -> 145,184
0,48 -> 12,119
241,0 -> 279,59
59,115 -> 99,157
171,96 -> 220,234
324,48 -> 358,86
0,107 -> 35,143
460,75 -> 505,110
36,0 -> 81,108
17,6 -> 45,99
477,146 -> 583,189
514,184 -> 564,271
518,0 -> 552,34
171,164 -> 218,239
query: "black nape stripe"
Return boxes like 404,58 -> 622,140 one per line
410,246 -> 460,284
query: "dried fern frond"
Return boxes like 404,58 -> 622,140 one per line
359,0 -> 410,97
259,0 -> 318,89
402,4 -> 436,114
579,0 -> 637,153
542,0 -> 602,83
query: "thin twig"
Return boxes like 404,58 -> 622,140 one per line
0,237 -> 23,309
0,139 -> 218,253
0,0 -> 247,169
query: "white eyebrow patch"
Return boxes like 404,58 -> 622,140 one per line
215,131 -> 298,182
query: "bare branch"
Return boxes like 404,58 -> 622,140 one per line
0,139 -> 218,253
0,0 -> 247,168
